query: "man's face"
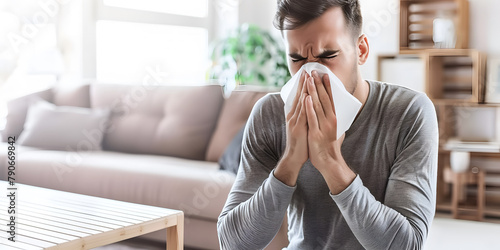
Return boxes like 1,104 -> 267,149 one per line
284,7 -> 360,94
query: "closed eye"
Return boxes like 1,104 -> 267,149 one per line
323,55 -> 337,60
288,52 -> 306,63
315,50 -> 340,60
291,58 -> 306,63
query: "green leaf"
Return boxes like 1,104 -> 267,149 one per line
208,23 -> 292,87
257,72 -> 265,82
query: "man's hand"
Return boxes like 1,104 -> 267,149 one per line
305,71 -> 356,194
274,71 -> 310,186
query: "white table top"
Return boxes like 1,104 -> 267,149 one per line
0,181 -> 183,250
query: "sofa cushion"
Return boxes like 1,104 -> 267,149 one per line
0,142 -> 46,174
1,88 -> 52,142
52,84 -> 91,108
205,90 -> 268,162
17,99 -> 109,151
0,149 -> 235,221
90,84 -> 224,160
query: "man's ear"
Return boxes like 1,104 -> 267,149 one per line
357,34 -> 369,65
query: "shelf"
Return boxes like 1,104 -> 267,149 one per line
438,148 -> 500,158
426,50 -> 486,103
400,0 -> 469,52
485,206 -> 500,217
437,201 -> 452,211
400,48 -> 471,55
436,199 -> 500,220
434,100 -> 500,106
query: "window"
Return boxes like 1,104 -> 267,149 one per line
94,0 -> 212,85
96,21 -> 208,84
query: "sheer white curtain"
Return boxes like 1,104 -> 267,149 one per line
0,1 -> 70,130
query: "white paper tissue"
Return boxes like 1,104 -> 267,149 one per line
280,62 -> 362,139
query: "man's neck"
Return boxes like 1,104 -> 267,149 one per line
352,78 -> 370,119
353,78 -> 369,106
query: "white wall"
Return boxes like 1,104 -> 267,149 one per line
468,0 -> 500,55
359,0 -> 400,80
238,0 -> 284,46
238,0 -> 278,35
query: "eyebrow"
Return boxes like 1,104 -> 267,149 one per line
288,52 -> 306,59
288,50 -> 340,59
313,50 -> 340,58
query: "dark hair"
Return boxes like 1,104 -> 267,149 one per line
273,0 -> 363,37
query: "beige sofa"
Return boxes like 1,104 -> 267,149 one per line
0,83 -> 288,249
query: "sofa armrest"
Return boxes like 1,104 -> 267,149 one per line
205,90 -> 269,162
1,88 -> 53,142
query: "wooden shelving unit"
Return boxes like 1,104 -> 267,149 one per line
434,102 -> 500,221
393,0 -> 500,221
400,0 -> 469,53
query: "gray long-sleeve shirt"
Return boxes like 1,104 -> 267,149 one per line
218,80 -> 438,250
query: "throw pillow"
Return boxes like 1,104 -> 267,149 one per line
17,99 -> 110,151
219,125 -> 245,174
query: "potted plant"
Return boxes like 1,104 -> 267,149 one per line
208,23 -> 291,95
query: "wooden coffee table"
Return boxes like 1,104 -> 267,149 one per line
0,181 -> 183,250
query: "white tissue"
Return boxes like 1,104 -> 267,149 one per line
280,62 -> 362,139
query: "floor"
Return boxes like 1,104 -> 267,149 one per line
93,214 -> 500,250
424,215 -> 500,250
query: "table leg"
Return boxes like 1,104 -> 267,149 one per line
167,213 -> 184,250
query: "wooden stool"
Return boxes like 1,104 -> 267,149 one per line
444,167 -> 485,221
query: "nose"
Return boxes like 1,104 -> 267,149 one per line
305,47 -> 321,63
306,57 -> 320,64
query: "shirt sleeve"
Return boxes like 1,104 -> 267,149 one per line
217,95 -> 295,250
330,93 -> 439,250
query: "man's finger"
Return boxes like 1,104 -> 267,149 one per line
294,74 -> 309,124
320,74 -> 335,118
302,73 -> 310,94
323,74 -> 333,102
288,71 -> 307,120
312,71 -> 334,119
295,92 -> 307,126
307,74 -> 326,122
305,95 -> 319,131
290,91 -> 303,125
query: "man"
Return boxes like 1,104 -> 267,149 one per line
218,0 -> 438,249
